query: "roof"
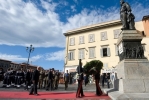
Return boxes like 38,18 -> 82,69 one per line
0,59 -> 11,62
11,62 -> 20,65
63,20 -> 121,36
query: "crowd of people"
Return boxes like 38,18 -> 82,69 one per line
0,67 -> 61,91
0,66 -> 116,96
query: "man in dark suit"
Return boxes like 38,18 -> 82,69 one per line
76,59 -> 85,98
46,69 -> 53,91
29,67 -> 40,96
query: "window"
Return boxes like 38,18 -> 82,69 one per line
68,50 -> 75,60
100,47 -> 110,57
79,36 -> 84,44
101,32 -> 107,41
89,47 -> 95,58
113,29 -> 121,39
103,63 -> 108,68
115,44 -> 118,56
89,34 -> 95,43
70,38 -> 75,46
78,49 -> 84,59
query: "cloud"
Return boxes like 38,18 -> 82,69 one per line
0,0 -> 64,48
0,53 -> 26,62
73,0 -> 78,4
71,5 -> 76,12
0,53 -> 43,62
45,50 -> 65,61
0,49 -> 65,62
0,0 -> 149,48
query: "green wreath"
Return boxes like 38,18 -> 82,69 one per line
83,60 -> 103,75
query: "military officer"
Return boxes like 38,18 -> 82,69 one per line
95,70 -> 103,96
38,70 -> 44,89
64,70 -> 69,90
76,59 -> 85,98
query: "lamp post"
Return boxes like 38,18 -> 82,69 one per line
26,44 -> 34,70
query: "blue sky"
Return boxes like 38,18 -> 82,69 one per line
0,0 -> 149,71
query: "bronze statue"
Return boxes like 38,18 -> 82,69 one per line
120,0 -> 135,30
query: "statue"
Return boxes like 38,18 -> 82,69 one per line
120,0 -> 136,30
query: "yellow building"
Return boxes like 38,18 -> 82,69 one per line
63,17 -> 149,73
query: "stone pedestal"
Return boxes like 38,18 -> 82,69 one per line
107,30 -> 149,100
117,59 -> 149,93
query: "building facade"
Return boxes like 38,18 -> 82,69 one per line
0,59 -> 11,71
0,59 -> 41,72
64,18 -> 149,73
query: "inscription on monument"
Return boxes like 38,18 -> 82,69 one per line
118,42 -> 123,54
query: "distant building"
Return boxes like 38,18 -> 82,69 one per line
10,62 -> 20,70
0,59 -> 43,72
0,59 -> 11,72
63,16 -> 149,73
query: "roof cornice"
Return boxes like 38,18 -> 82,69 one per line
64,20 -> 122,36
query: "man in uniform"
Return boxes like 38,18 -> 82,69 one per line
76,59 -> 85,98
64,70 -> 69,90
46,69 -> 53,91
0,68 -> 4,83
55,70 -> 60,89
38,69 -> 44,89
44,70 -> 48,89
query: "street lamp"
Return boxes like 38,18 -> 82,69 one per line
26,44 -> 34,70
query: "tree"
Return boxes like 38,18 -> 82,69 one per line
83,60 -> 103,75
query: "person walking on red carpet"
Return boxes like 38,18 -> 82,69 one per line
94,70 -> 103,96
29,67 -> 41,96
76,59 -> 85,98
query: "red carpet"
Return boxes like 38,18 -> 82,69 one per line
0,91 -> 111,99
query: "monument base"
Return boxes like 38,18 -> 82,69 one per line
106,59 -> 149,100
108,91 -> 149,100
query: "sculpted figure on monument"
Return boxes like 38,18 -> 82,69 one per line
124,43 -> 130,58
136,45 -> 144,58
131,47 -> 136,58
120,0 -> 136,30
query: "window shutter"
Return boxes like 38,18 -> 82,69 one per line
115,45 -> 118,56
68,53 -> 70,60
107,48 -> 111,57
105,32 -> 107,40
82,49 -> 84,59
82,36 -> 84,43
73,51 -> 75,60
79,37 -> 81,44
78,50 -> 80,59
70,39 -> 72,45
93,48 -> 95,58
89,48 -> 91,58
100,49 -> 103,58
70,52 -> 72,60
105,63 -> 108,68
91,48 -> 93,58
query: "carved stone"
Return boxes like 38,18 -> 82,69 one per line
117,30 -> 146,61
